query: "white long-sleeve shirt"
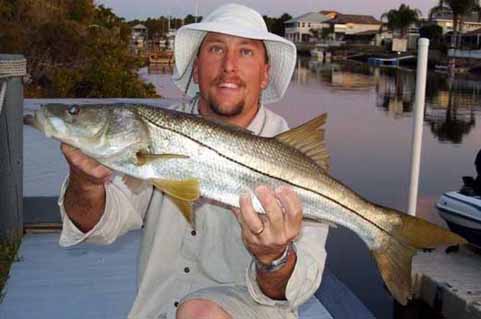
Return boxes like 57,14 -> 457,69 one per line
57,101 -> 329,319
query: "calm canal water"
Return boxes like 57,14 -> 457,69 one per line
24,59 -> 481,318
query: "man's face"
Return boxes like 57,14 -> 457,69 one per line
193,32 -> 270,121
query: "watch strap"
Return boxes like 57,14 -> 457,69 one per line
255,242 -> 295,273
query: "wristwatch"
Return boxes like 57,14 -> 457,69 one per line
255,242 -> 295,273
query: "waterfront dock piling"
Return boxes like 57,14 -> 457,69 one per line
0,54 -> 27,241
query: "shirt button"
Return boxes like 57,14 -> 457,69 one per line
184,267 -> 190,273
174,301 -> 179,307
191,230 -> 197,236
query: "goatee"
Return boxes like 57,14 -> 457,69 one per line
209,100 -> 244,117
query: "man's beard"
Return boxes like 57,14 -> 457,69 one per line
205,75 -> 247,117
209,99 -> 244,117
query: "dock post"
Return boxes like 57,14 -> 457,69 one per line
0,54 -> 27,241
407,39 -> 430,216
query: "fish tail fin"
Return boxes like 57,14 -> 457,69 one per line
371,206 -> 467,305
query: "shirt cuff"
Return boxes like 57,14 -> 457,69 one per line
57,175 -> 144,247
246,243 -> 326,309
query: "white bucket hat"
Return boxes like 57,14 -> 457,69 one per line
172,3 -> 297,105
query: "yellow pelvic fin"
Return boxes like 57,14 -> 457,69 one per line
169,196 -> 195,227
136,151 -> 189,166
274,113 -> 330,171
152,178 -> 200,202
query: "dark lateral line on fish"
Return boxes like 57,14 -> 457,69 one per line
142,114 -> 409,247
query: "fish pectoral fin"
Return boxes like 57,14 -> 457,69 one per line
136,151 -> 189,166
152,178 -> 200,201
274,113 -> 330,172
169,196 -> 195,227
122,175 -> 151,194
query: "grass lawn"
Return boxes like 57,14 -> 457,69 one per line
0,240 -> 21,300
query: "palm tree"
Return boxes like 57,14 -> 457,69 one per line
381,4 -> 421,39
429,0 -> 481,49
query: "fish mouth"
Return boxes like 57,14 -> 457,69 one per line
23,113 -> 44,132
23,110 -> 55,138
23,114 -> 35,126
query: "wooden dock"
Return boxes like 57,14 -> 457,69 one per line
411,246 -> 481,319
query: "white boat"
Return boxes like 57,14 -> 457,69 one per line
436,191 -> 481,247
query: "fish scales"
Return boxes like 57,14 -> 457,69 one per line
135,106 -> 396,235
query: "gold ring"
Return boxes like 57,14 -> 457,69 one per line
253,224 -> 264,236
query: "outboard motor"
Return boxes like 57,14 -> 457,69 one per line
460,176 -> 477,196
475,150 -> 481,196
462,150 -> 481,196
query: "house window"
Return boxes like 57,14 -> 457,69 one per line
302,22 -> 305,28
308,23 -> 311,27
298,22 -> 301,27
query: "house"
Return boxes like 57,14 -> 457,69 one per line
462,27 -> 481,49
132,24 -> 148,46
430,10 -> 481,34
284,12 -> 331,43
327,13 -> 382,41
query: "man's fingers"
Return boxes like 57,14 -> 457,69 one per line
275,186 -> 303,237
60,143 -> 112,184
255,186 -> 284,232
239,193 -> 265,236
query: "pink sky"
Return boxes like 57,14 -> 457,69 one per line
96,0 -> 439,20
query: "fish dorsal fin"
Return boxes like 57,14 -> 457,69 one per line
152,178 -> 200,201
275,113 -> 330,171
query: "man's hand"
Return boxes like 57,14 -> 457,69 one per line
61,143 -> 112,232
232,185 -> 303,300
233,185 -> 303,265
61,143 -> 112,187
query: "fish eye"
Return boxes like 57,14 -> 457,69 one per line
68,105 -> 80,115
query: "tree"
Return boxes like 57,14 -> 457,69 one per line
184,14 -> 197,24
419,24 -> 444,48
262,13 -> 292,36
429,0 -> 481,48
381,4 -> 421,38
0,0 -> 156,98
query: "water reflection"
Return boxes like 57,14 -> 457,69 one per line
295,59 -> 481,144
303,59 -> 376,90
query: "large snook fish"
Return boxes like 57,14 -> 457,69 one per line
24,103 -> 465,305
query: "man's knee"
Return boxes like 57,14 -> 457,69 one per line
176,298 -> 232,319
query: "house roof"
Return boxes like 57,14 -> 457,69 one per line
320,10 -> 341,18
329,14 -> 381,25
284,12 -> 331,24
351,30 -> 379,36
133,24 -> 147,30
464,27 -> 481,36
431,11 -> 481,24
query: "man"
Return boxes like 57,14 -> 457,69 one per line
59,4 -> 328,319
